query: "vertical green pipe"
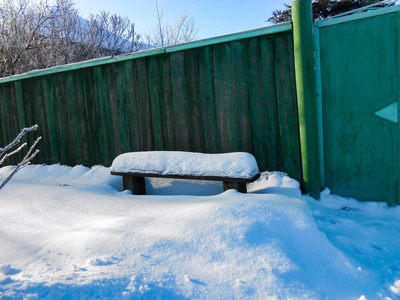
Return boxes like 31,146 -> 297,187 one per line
396,11 -> 400,205
292,0 -> 322,198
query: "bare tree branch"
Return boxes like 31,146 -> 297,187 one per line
0,142 -> 27,166
146,0 -> 199,47
0,138 -> 39,190
0,125 -> 41,190
0,124 -> 38,160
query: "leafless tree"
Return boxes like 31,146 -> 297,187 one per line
0,0 -> 199,77
146,0 -> 199,47
85,11 -> 143,57
0,0 -> 144,77
0,0 -> 61,76
0,125 -> 41,190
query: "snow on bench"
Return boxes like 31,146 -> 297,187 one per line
110,151 -> 260,194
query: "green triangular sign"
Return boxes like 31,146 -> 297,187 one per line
374,102 -> 398,124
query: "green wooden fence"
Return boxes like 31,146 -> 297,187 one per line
314,5 -> 400,204
0,23 -> 302,182
3,3 -> 398,203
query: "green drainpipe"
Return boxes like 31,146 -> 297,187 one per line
291,0 -> 322,198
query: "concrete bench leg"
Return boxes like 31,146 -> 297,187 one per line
223,181 -> 247,193
123,176 -> 146,195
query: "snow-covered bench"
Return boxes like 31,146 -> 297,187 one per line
110,151 -> 260,194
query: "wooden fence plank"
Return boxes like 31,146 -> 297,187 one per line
21,79 -> 37,158
170,52 -> 191,151
213,43 -> 239,153
260,36 -> 281,172
42,77 -> 59,163
0,86 -> 7,151
7,84 -> 19,145
147,56 -> 164,150
8,83 -> 27,163
31,78 -> 50,163
73,69 -> 91,165
83,68 -> 99,166
198,46 -> 219,153
0,84 -> 13,162
103,65 -> 118,164
107,64 -> 122,158
115,62 -> 132,154
274,32 -> 302,181
186,49 -> 205,152
133,59 -> 153,151
92,66 -> 111,165
14,81 -> 26,132
51,74 -> 68,164
231,40 -> 252,153
158,54 -> 175,150
123,60 -> 142,152
62,72 -> 81,164
248,37 -> 268,170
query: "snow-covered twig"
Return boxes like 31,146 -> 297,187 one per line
0,142 -> 27,166
0,165 -> 20,190
0,126 -> 41,190
0,125 -> 38,163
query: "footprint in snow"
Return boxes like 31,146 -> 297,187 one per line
87,257 -> 116,266
370,243 -> 383,251
340,206 -> 358,211
0,264 -> 21,276
72,264 -> 87,272
184,275 -> 207,286
0,275 -> 13,285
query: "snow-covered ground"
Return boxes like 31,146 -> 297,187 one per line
0,164 -> 400,299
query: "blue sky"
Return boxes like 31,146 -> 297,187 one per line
73,0 -> 288,40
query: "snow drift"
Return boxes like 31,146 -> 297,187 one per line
0,164 -> 399,299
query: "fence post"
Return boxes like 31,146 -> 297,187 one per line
291,0 -> 322,198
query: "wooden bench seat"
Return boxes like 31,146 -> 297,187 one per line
110,151 -> 260,195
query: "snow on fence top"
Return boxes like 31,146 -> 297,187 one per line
110,151 -> 260,179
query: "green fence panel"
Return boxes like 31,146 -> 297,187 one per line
0,24 -> 302,182
317,9 -> 400,204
